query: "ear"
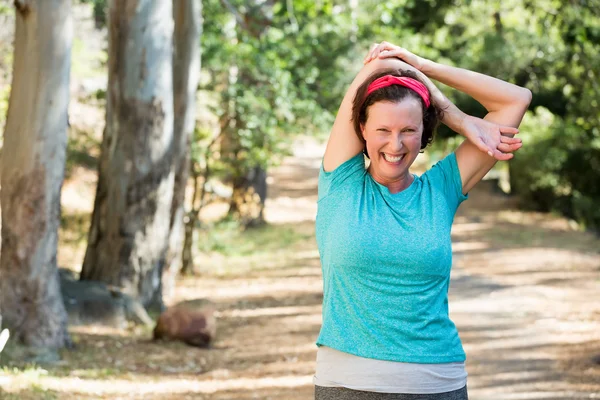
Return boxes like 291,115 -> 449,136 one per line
360,123 -> 366,140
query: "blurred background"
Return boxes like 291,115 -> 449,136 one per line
0,0 -> 599,399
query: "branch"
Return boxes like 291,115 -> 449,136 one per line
14,0 -> 31,17
219,0 -> 249,31
286,0 -> 298,29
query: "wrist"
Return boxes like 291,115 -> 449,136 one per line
420,59 -> 436,75
440,101 -> 468,135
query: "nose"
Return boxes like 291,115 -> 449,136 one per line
390,133 -> 404,152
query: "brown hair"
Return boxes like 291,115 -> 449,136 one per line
351,68 -> 443,157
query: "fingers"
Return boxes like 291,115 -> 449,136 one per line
497,142 -> 522,153
500,135 -> 521,145
364,41 -> 396,64
363,43 -> 377,64
492,150 -> 514,161
364,43 -> 378,63
500,126 -> 519,135
479,137 -> 522,160
377,48 -> 404,60
477,138 -> 495,157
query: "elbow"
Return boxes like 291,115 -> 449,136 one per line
519,88 -> 533,108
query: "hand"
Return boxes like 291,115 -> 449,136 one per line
460,115 -> 522,160
362,42 -> 445,107
363,42 -> 428,71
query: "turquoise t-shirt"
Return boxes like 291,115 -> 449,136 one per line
315,151 -> 468,364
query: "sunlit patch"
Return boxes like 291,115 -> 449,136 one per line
10,374 -> 315,396
221,304 -> 321,319
451,241 -> 489,252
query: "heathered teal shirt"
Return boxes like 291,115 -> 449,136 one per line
315,151 -> 468,364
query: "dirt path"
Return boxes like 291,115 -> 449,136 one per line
197,143 -> 600,400
2,141 -> 599,400
181,142 -> 600,400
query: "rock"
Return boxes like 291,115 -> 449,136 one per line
59,268 -> 152,328
153,300 -> 217,348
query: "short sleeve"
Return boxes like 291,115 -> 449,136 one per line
318,152 -> 366,201
423,152 -> 468,211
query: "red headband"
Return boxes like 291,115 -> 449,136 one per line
365,75 -> 431,108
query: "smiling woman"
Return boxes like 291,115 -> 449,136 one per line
313,41 -> 531,399
350,68 -> 442,194
361,100 -> 423,194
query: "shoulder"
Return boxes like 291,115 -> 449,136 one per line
423,152 -> 460,181
422,152 -> 468,210
318,151 -> 366,202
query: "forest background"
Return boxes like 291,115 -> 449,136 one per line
0,0 -> 599,399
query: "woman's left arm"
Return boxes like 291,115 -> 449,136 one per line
422,61 -> 532,193
369,43 -> 532,194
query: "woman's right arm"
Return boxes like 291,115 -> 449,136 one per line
323,55 -> 401,172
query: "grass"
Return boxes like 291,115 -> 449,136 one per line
71,36 -> 107,80
0,365 -> 58,400
65,126 -> 101,178
0,388 -> 59,400
194,218 -> 316,277
198,218 -> 312,257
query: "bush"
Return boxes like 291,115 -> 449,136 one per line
511,108 -> 600,233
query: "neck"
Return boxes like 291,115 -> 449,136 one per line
368,168 -> 414,194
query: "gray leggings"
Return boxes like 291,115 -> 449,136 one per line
315,385 -> 468,400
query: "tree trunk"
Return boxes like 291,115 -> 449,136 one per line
0,0 -> 72,348
229,166 -> 267,228
180,162 -> 201,276
163,0 -> 202,301
80,0 -> 175,311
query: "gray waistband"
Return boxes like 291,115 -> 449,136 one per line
315,384 -> 468,399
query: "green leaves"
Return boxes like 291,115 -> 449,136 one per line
200,0 -> 357,177
196,0 -> 600,230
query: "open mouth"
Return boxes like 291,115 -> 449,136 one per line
382,153 -> 405,164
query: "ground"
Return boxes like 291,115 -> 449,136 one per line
1,138 -> 599,400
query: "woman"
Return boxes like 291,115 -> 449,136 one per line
313,42 -> 532,400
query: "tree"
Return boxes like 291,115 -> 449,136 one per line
0,0 -> 72,348
163,0 -> 202,299
80,0 -> 175,310
201,0 -> 351,227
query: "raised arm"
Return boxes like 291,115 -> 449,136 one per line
369,42 -> 532,193
424,62 -> 531,192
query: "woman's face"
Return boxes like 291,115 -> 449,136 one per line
361,98 -> 423,191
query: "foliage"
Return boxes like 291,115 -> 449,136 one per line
0,3 -> 12,15
1,0 -> 597,231
201,0 -> 356,180
512,109 -> 600,231
79,0 -> 107,28
195,0 -> 600,230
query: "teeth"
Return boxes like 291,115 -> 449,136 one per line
383,153 -> 403,162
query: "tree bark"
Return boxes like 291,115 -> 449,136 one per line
180,157 -> 202,276
163,0 -> 202,301
0,0 -> 72,348
229,166 -> 267,228
80,0 -> 175,311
